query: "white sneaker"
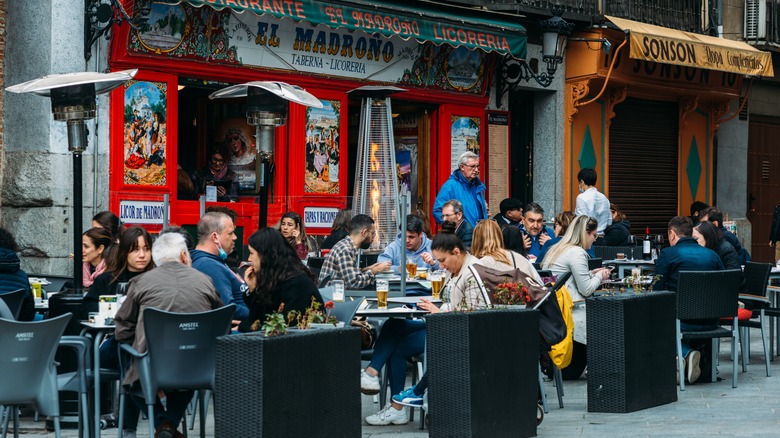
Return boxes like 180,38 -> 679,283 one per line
365,404 -> 409,426
686,350 -> 701,384
360,370 -> 380,395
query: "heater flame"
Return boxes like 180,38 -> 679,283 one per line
370,143 -> 382,248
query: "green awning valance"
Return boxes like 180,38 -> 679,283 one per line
159,0 -> 527,58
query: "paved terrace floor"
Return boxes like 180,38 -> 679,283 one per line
11,337 -> 780,437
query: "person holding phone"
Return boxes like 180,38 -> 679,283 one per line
520,202 -> 555,259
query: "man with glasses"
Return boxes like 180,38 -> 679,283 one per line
191,148 -> 239,202
432,151 -> 488,227
441,200 -> 473,250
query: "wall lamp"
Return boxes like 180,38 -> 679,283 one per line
498,13 -> 611,100
85,0 -> 151,61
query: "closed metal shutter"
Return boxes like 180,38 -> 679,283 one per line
608,97 -> 679,238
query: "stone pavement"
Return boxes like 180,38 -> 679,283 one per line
11,337 -> 780,437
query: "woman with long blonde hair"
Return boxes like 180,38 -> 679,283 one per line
542,215 -> 611,379
471,220 -> 542,285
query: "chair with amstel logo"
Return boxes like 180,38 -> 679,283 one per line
117,305 -> 235,438
0,313 -> 71,438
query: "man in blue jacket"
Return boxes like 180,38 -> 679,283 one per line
191,212 -> 250,321
378,215 -> 440,274
432,151 -> 487,227
654,215 -> 724,385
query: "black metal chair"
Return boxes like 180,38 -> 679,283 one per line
117,305 -> 235,438
737,262 -> 773,376
0,313 -> 72,438
0,289 -> 26,320
676,270 -> 743,390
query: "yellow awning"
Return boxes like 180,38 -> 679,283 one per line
606,15 -> 774,77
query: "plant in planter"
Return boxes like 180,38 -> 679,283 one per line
288,298 -> 339,329
260,304 -> 288,336
492,282 -> 531,307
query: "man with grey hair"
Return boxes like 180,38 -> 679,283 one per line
114,232 -> 223,438
432,151 -> 487,227
441,199 -> 473,250
190,212 -> 249,320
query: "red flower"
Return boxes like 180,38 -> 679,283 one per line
324,301 -> 335,309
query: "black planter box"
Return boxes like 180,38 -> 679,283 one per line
214,327 -> 362,438
587,291 -> 677,413
427,309 -> 540,438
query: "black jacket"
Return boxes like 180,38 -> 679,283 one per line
714,240 -> 747,293
604,220 -> 631,246
771,205 -> 780,243
492,212 -> 521,229
322,229 -> 349,250
238,272 -> 323,332
0,248 -> 35,321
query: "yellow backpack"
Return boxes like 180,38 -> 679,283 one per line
549,283 -> 574,369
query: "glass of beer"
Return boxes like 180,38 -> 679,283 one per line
376,279 -> 389,309
430,271 -> 444,300
406,262 -> 417,279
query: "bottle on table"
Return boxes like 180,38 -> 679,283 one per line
643,227 -> 652,261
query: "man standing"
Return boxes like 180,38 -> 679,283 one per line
653,216 -> 723,385
318,214 -> 391,288
441,200 -> 474,250
115,233 -> 223,438
769,205 -> 780,264
575,168 -> 611,238
432,151 -> 487,227
191,212 -> 249,321
378,215 -> 439,273
520,202 -> 554,259
493,197 -> 524,229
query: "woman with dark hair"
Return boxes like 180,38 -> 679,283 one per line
322,208 -> 352,250
92,211 -> 124,243
82,227 -> 113,288
191,148 -> 240,202
502,226 -> 528,257
603,203 -> 632,246
80,226 -> 155,320
237,228 -> 322,332
693,221 -> 745,294
278,211 -> 315,259
0,227 -> 35,321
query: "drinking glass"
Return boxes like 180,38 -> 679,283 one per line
406,262 -> 417,279
331,280 -> 345,302
429,272 -> 443,300
376,279 -> 389,309
655,234 -> 664,247
627,235 -> 636,260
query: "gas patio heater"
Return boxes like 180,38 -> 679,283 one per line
349,86 -> 406,251
209,82 -> 322,228
7,69 -> 138,292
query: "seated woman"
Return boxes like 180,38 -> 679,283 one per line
472,219 -> 543,286
321,208 -> 352,250
362,221 -> 486,426
537,211 -> 576,265
603,203 -> 632,246
237,228 -> 323,332
81,227 -> 113,289
541,215 -> 610,380
0,227 -> 35,321
191,148 -> 240,202
693,221 -> 745,292
278,211 -> 316,260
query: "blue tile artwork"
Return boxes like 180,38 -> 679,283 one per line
579,125 -> 597,170
686,136 -> 702,199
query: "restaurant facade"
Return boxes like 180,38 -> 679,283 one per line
562,16 -> 774,238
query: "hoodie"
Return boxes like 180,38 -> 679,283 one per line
378,233 -> 440,273
603,220 -> 631,246
0,248 -> 35,321
190,249 -> 250,320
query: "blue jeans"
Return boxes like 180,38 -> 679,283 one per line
369,319 -> 426,395
680,322 -> 718,357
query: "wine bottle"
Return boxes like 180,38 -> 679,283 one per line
643,227 -> 652,260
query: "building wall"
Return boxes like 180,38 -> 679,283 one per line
2,0 -> 110,275
0,0 -> 6,217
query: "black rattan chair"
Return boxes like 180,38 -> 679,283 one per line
737,262 -> 773,376
676,269 -> 743,390
593,245 -> 634,261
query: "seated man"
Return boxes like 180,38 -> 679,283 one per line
378,214 -> 439,274
318,214 -> 391,288
441,199 -> 473,250
191,212 -> 250,321
114,233 -> 223,438
698,206 -> 744,258
520,202 -> 555,259
492,197 -> 524,229
654,215 -> 724,385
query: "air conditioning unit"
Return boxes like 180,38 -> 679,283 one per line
744,0 -> 768,40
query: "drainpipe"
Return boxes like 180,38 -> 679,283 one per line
716,0 -> 723,38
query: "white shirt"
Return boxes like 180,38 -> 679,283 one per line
575,187 -> 612,234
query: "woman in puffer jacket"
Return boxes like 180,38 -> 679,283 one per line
0,227 -> 35,321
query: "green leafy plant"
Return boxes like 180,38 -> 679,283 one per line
290,297 -> 338,329
261,303 -> 288,336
